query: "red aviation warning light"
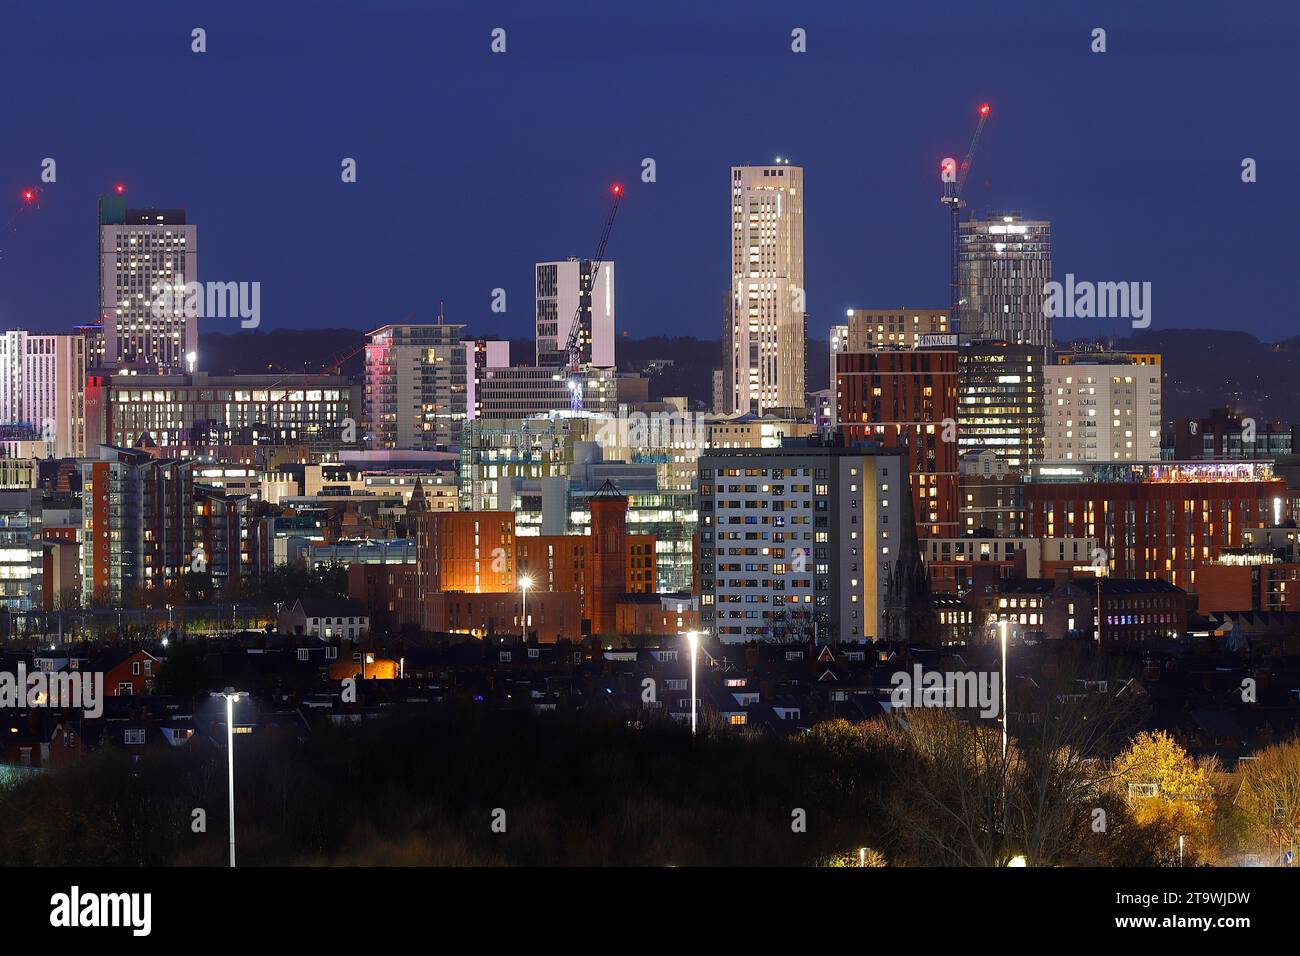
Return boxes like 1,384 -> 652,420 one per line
21,189 -> 35,203
114,183 -> 126,194
611,183 -> 622,195
979,103 -> 991,116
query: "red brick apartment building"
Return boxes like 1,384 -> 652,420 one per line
835,348 -> 959,538
1024,462 -> 1286,592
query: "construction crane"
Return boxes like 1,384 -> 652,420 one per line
566,184 -> 623,412
940,103 -> 990,334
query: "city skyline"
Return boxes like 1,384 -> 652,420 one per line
0,0 -> 1294,347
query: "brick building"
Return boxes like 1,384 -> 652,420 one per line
1025,461 -> 1286,591
835,347 -> 959,538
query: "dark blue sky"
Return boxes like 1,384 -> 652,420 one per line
0,0 -> 1295,348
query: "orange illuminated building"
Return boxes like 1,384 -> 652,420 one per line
836,348 -> 959,537
413,510 -> 515,594
515,482 -> 654,635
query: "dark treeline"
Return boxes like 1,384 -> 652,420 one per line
0,699 -> 1205,867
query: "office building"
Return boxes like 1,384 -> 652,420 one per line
958,341 -> 1044,469
475,365 -> 616,419
464,339 -> 510,422
958,214 -> 1051,347
98,195 -> 197,372
92,371 -> 354,460
535,259 -> 615,368
0,489 -> 43,619
724,163 -> 805,414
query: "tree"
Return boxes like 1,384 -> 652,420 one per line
182,570 -> 213,605
1112,730 -> 1216,864
1237,737 -> 1300,862
154,641 -> 208,698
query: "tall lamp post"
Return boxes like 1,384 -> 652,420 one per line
518,575 -> 533,642
684,630 -> 699,735
999,620 -> 1009,760
211,688 -> 246,867
999,619 -> 1011,865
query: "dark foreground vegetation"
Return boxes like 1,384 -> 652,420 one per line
5,693 -> 1291,866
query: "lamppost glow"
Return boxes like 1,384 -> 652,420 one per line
210,688 -> 246,867
519,575 -> 533,641
999,620 -> 1009,760
684,630 -> 699,735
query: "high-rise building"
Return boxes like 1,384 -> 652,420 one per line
98,196 -> 197,372
80,445 -> 194,606
0,331 -> 87,458
725,164 -> 805,414
365,323 -> 469,449
697,440 -> 906,643
1044,353 -> 1161,462
958,341 -> 1044,470
535,259 -> 615,368
0,489 -> 43,619
835,346 -> 960,538
958,214 -> 1051,347
464,339 -> 510,422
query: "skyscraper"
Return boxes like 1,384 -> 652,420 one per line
0,331 -> 87,458
726,163 -> 805,415
98,195 -> 198,372
535,259 -> 615,368
365,322 -> 470,449
958,341 -> 1044,470
958,213 -> 1052,347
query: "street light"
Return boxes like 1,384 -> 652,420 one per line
210,688 -> 246,867
998,621 -> 1008,764
518,575 -> 533,642
684,630 -> 699,736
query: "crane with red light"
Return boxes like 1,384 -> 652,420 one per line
941,103 -> 990,334
565,184 -> 623,412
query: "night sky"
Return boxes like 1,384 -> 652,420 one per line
0,0 -> 1295,347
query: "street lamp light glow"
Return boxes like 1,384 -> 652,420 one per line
999,620 -> 1009,761
519,576 -> 533,641
684,630 -> 699,736
210,688 -> 246,867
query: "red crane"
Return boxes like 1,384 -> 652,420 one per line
941,103 -> 990,334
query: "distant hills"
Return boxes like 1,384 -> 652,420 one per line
199,327 -> 1295,422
